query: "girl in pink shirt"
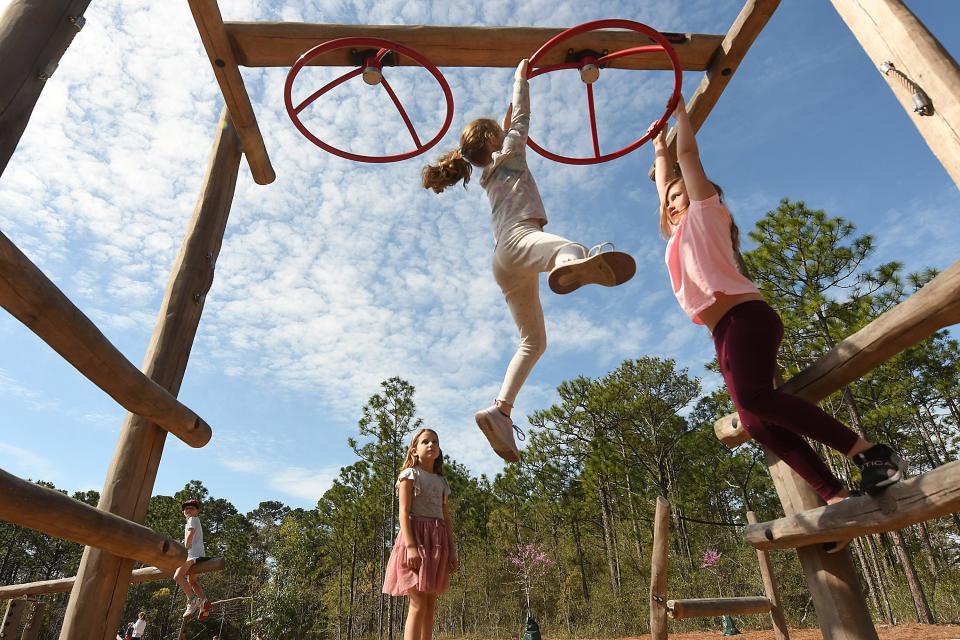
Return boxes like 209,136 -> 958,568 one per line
651,98 -> 904,538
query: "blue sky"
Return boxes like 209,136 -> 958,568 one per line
1,1 -> 959,512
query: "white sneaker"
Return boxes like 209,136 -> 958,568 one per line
474,404 -> 521,462
182,597 -> 199,618
548,243 -> 636,295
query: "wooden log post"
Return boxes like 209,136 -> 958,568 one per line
747,511 -> 789,640
0,0 -> 91,177
0,600 -> 25,639
0,231 -> 212,447
0,469 -> 185,569
0,558 -> 225,599
58,108 -> 242,640
19,601 -> 45,640
0,230 -> 213,447
830,0 -> 960,189
649,496 -> 670,640
666,596 -> 772,619
717,258 -> 960,445
764,450 -> 878,640
746,461 -> 960,550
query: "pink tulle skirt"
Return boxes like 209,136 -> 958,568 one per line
382,517 -> 451,596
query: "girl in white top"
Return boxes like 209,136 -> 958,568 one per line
382,429 -> 458,640
174,498 -> 208,618
423,59 -> 636,463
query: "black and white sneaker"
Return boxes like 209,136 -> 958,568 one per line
853,444 -> 906,495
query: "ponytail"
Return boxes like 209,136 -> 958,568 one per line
422,149 -> 473,193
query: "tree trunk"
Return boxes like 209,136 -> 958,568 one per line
889,528 -> 934,623
570,517 -> 590,602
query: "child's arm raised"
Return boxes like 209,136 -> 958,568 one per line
501,59 -> 531,155
673,96 -> 717,201
397,476 -> 422,571
649,121 -> 670,205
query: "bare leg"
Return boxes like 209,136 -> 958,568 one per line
173,559 -> 196,598
420,594 -> 437,640
187,574 -> 206,601
404,591 -> 428,640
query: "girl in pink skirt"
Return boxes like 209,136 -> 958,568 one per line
383,428 -> 459,640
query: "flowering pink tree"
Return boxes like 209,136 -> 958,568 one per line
508,543 -> 555,616
700,548 -> 725,596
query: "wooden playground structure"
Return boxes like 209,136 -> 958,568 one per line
0,0 -> 959,639
648,497 -> 790,640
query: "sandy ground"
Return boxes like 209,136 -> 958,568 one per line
621,624 -> 960,639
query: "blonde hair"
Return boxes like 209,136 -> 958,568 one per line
422,118 -> 503,193
659,177 -> 751,277
400,428 -> 445,476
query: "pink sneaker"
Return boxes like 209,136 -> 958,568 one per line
474,404 -> 521,462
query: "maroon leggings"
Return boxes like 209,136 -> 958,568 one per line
713,301 -> 859,501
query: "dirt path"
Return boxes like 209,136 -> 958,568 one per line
621,623 -> 960,639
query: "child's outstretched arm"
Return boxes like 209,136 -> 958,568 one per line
649,121 -> 670,205
501,59 -> 531,156
673,96 -> 717,201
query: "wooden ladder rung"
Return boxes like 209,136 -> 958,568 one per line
745,460 -> 960,550
667,596 -> 772,619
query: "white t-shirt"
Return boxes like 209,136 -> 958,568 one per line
396,467 -> 451,519
480,74 -> 548,241
185,516 -> 205,559
132,619 -> 146,636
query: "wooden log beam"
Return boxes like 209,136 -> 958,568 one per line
21,601 -> 46,640
747,460 -> 960,550
748,511 -> 790,640
649,496 -> 670,640
667,596 -> 772,619
188,1 -> 274,185
0,557 -> 225,599
648,0 -> 780,179
765,450 -> 878,640
1,599 -> 26,638
830,0 -> 960,189
225,22 -> 724,71
59,108 -> 242,640
716,258 -> 960,446
0,231 -> 212,448
0,469 -> 185,570
0,0 -> 91,177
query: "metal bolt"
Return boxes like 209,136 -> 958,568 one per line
37,60 -> 58,80
68,15 -> 86,31
193,292 -> 202,303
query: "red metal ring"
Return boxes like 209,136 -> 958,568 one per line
284,37 -> 455,163
526,19 -> 682,165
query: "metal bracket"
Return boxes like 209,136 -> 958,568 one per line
68,15 -> 86,31
565,48 -> 608,66
349,48 -> 396,67
37,60 -> 58,81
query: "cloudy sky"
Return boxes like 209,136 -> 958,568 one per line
2,1 -> 959,512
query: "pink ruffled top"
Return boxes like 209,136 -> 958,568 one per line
665,194 -> 758,325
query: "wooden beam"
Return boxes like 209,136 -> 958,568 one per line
648,0 -> 780,179
0,231 -> 211,449
747,511 -> 790,640
0,468 -> 185,570
764,449 -> 878,640
830,0 -> 960,189
0,557 -> 225,599
649,496 -> 670,640
0,599 -> 26,638
747,460 -> 960,550
188,1 -> 274,185
667,596 -> 772,619
0,0 -> 91,177
59,108 -> 242,640
716,258 -> 960,446
225,22 -> 724,71
20,601 -> 46,640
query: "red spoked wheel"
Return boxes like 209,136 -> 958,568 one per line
284,37 -> 455,163
526,20 -> 682,165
